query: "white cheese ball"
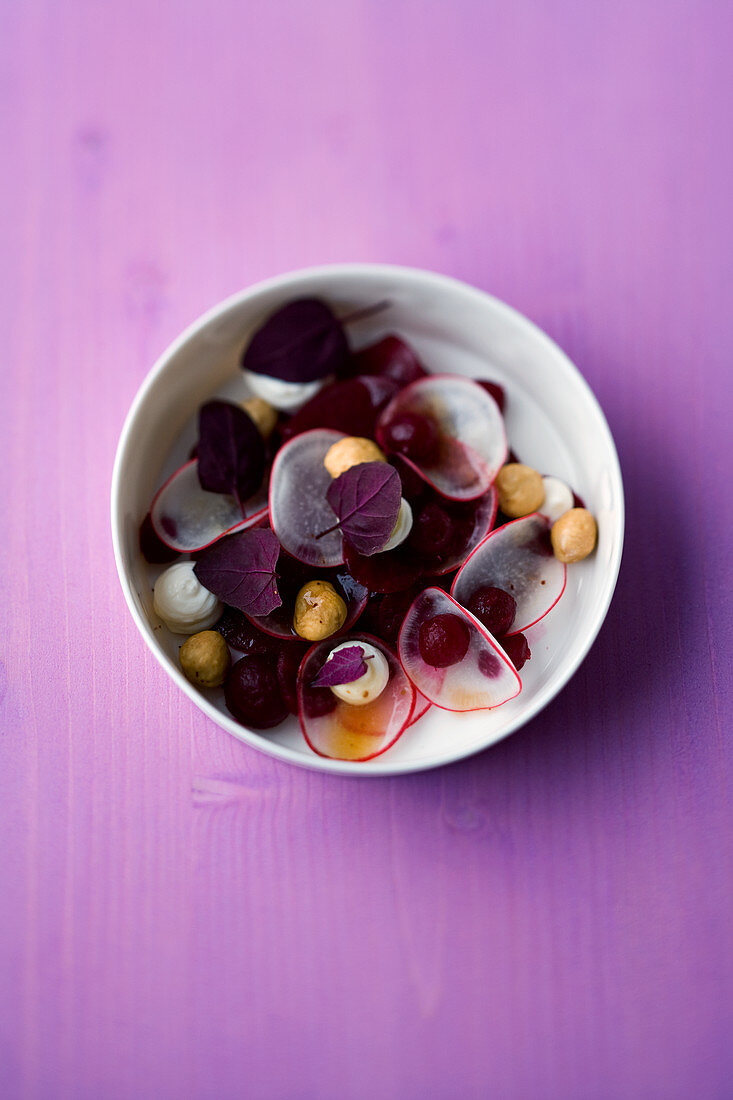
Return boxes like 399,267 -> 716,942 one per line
540,476 -> 574,523
382,498 -> 413,553
327,642 -> 390,707
153,561 -> 222,635
242,369 -> 330,412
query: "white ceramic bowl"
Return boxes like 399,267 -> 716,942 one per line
111,264 -> 624,775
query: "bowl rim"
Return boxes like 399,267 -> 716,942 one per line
111,262 -> 625,776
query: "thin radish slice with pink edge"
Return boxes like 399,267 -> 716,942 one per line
298,634 -> 415,761
398,588 -> 521,712
407,690 -> 432,728
451,514 -> 567,636
150,459 -> 268,553
269,428 -> 346,567
376,375 -> 507,501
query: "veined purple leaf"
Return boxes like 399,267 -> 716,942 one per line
241,298 -> 349,384
194,528 -> 282,617
197,400 -> 266,505
312,645 -> 372,687
325,462 -> 402,556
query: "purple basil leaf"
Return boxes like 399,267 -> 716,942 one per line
312,645 -> 370,687
197,400 -> 266,505
194,528 -> 282,617
241,298 -> 349,384
325,462 -> 402,556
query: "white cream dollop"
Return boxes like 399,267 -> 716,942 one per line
242,369 -> 329,413
327,641 -> 390,707
382,497 -> 413,553
153,561 -> 222,635
540,476 -> 574,523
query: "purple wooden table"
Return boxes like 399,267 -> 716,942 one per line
2,2 -> 731,1097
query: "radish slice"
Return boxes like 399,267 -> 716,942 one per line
269,429 -> 346,567
376,375 -> 507,500
398,588 -> 521,712
150,459 -> 268,553
451,514 -> 567,635
407,690 -> 432,728
298,634 -> 416,761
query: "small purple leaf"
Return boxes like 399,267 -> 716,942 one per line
312,645 -> 371,687
325,462 -> 402,556
197,400 -> 266,504
241,298 -> 349,384
194,528 -> 282,617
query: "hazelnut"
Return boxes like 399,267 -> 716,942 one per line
324,436 -> 386,479
293,580 -> 347,641
551,508 -> 597,563
495,463 -> 545,517
241,396 -> 278,438
179,630 -> 231,688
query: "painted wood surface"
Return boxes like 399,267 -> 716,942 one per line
2,1 -> 731,1097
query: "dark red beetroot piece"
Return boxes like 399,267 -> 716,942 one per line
298,634 -> 415,761
139,512 -> 180,564
452,514 -> 566,636
347,336 -> 428,387
476,380 -> 505,413
343,539 -> 424,595
224,655 -> 289,729
150,459 -> 268,554
276,643 -> 310,715
376,375 -> 507,501
280,376 -> 398,442
418,613 -> 471,668
498,633 -> 531,671
466,586 -> 517,636
398,588 -> 521,712
215,607 -> 281,655
406,488 -> 497,575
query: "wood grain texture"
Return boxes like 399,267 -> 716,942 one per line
1,1 -> 732,1097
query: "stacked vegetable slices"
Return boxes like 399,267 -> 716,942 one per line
141,298 -> 573,762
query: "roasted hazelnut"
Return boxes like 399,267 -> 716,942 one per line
550,508 -> 597,563
179,630 -> 231,688
241,396 -> 278,439
495,463 -> 545,517
293,580 -> 347,641
324,436 -> 386,479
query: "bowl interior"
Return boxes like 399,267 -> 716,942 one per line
112,265 -> 623,775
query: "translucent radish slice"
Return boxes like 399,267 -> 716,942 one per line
245,564 -> 368,640
451,514 -> 567,635
376,375 -> 507,501
269,429 -> 346,567
150,459 -> 268,553
407,690 -> 432,728
298,634 -> 416,761
398,588 -> 521,712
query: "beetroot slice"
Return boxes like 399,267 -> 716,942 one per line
347,336 -> 427,387
269,429 -> 346,567
406,487 -> 497,575
398,588 -> 521,712
298,634 -> 415,761
150,459 -> 268,553
343,540 -> 424,594
280,375 -> 398,442
376,375 -> 507,501
451,514 -> 566,635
